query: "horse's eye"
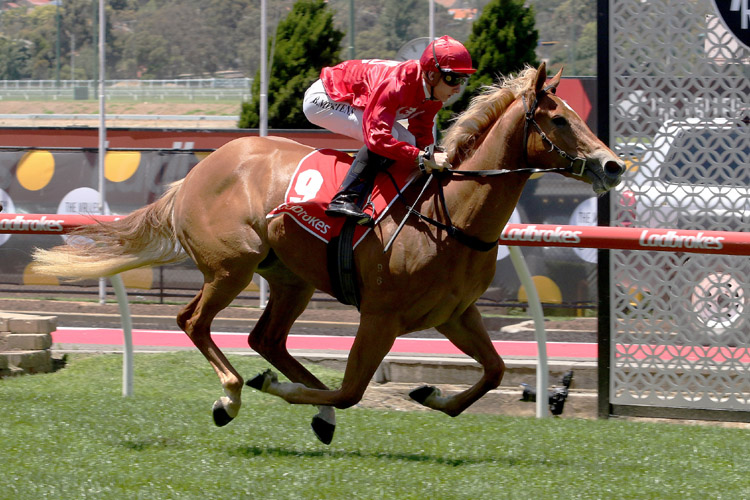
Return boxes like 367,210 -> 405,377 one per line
552,116 -> 568,127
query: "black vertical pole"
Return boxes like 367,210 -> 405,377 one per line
596,0 -> 612,420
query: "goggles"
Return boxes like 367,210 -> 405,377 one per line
441,71 -> 469,87
431,41 -> 469,87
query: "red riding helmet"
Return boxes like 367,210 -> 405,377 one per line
419,35 -> 476,75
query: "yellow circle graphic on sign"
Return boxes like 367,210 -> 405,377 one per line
17,151 -> 55,191
518,276 -> 563,304
105,151 -> 141,182
120,267 -> 154,289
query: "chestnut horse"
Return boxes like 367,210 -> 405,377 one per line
33,63 -> 624,444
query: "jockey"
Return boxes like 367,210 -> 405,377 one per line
302,35 -> 476,226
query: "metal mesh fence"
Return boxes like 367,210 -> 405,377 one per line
609,0 -> 750,414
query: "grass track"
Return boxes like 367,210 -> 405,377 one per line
1,352 -> 749,499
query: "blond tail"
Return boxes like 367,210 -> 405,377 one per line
32,180 -> 187,280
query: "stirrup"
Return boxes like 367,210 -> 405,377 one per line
355,214 -> 374,227
325,200 -> 373,226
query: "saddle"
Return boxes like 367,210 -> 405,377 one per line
267,149 -> 418,309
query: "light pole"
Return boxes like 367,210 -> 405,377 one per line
259,0 -> 269,307
55,0 -> 61,87
349,0 -> 355,59
97,0 -> 106,304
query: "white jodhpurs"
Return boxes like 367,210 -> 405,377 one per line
302,79 -> 416,146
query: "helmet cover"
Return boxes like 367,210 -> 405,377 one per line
419,35 -> 476,75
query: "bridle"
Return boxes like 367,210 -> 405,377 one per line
521,84 -> 587,177
449,84 -> 588,179
386,85 -> 591,253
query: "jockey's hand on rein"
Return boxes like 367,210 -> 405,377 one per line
418,150 -> 452,174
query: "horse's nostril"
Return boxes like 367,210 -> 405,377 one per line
605,161 -> 625,177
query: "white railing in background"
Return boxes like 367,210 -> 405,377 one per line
0,78 -> 252,89
0,78 -> 253,101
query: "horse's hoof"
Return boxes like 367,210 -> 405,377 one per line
212,400 -> 234,427
311,415 -> 336,445
246,369 -> 273,391
409,385 -> 437,405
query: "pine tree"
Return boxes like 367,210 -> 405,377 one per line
438,0 -> 539,129
238,0 -> 344,129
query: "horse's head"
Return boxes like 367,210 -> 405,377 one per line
522,63 -> 624,194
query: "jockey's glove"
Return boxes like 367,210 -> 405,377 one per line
418,150 -> 452,174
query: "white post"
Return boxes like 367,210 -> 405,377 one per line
97,0 -> 107,305
110,274 -> 133,397
508,246 -> 550,418
258,0 -> 269,308
260,0 -> 268,138
97,0 -> 133,397
429,0 -> 434,40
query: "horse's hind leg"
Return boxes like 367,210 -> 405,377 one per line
248,277 -> 338,443
410,304 -> 505,417
179,272 -> 254,427
249,316 -> 398,410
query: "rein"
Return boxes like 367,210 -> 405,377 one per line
387,86 -> 589,253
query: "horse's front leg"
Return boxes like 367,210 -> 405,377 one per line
248,317 -> 397,409
410,304 -> 505,417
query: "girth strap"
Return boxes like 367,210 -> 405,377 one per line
326,219 -> 361,309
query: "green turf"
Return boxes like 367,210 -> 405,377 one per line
1,352 -> 749,499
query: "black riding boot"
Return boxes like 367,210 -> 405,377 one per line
325,146 -> 376,226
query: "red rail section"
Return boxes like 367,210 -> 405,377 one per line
499,224 -> 750,255
3,214 -> 750,256
0,214 -> 122,234
4,213 -> 750,363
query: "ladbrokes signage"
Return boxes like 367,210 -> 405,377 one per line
713,0 -> 750,49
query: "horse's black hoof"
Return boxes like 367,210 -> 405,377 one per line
212,402 -> 234,427
311,415 -> 335,445
409,385 -> 437,405
246,369 -> 271,391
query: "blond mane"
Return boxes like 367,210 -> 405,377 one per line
441,66 -> 538,164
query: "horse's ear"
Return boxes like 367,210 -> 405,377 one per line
546,66 -> 564,94
534,62 -> 547,93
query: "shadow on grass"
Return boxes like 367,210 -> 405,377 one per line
230,445 -> 499,467
121,436 -> 181,451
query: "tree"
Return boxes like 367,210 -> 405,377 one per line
533,0 -> 596,75
0,38 -> 31,79
0,0 -> 601,84
239,0 -> 344,129
438,0 -> 538,129
325,0 -> 478,61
